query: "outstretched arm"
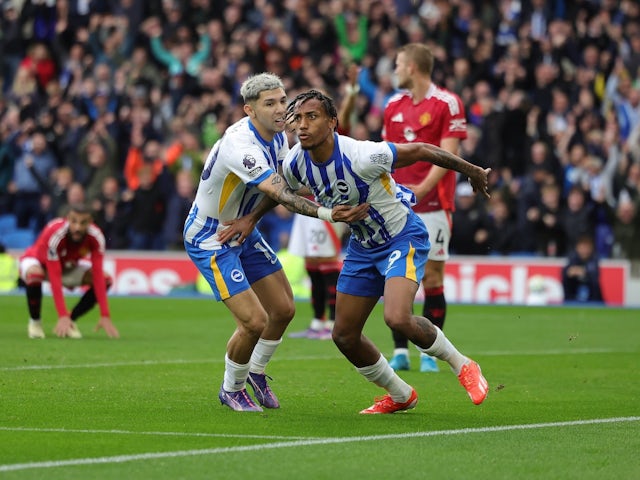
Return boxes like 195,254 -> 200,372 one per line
217,173 -> 369,244
394,142 -> 491,198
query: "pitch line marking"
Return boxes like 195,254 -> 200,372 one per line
0,426 -> 312,441
0,348 -> 629,371
1,417 -> 638,472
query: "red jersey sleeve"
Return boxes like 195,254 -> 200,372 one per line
47,256 -> 70,317
88,225 -> 110,317
31,219 -> 72,317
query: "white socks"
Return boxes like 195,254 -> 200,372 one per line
310,318 -> 325,331
249,338 -> 282,374
223,354 -> 250,392
224,338 -> 283,391
356,354 -> 413,402
419,326 -> 468,374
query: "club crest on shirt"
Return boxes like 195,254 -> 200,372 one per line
335,179 -> 350,196
420,112 -> 431,126
403,127 -> 416,142
242,154 -> 256,169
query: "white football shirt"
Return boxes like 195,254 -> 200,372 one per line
282,133 -> 411,248
184,117 -> 289,250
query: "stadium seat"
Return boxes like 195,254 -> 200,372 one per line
0,214 -> 18,234
1,229 -> 35,249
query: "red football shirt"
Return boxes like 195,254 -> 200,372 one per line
383,83 -> 467,212
22,218 -> 110,318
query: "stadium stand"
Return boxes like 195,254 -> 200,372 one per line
0,0 -> 638,276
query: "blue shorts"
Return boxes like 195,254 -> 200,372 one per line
338,213 -> 430,298
185,229 -> 282,301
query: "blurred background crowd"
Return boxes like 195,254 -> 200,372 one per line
1,0 -> 640,269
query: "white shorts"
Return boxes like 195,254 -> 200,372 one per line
19,257 -> 92,289
416,210 -> 452,261
288,214 -> 346,258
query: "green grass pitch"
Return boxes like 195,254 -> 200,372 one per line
1,294 -> 639,479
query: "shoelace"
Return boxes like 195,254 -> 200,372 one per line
459,364 -> 480,390
372,394 -> 394,405
251,373 -> 273,389
238,389 -> 258,407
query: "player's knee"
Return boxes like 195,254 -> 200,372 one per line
278,301 -> 296,324
383,311 -> 411,332
243,314 -> 267,339
331,325 -> 357,351
25,271 -> 45,286
266,298 -> 295,328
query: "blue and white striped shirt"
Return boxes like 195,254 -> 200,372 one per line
184,117 -> 289,250
282,133 -> 411,248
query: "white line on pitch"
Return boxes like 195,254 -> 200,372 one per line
0,426 -> 312,441
0,348 -> 629,372
1,417 -> 638,472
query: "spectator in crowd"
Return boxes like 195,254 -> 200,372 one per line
124,135 -> 165,192
92,175 -> 128,249
1,0 -> 28,95
46,165 -> 74,221
485,193 -> 519,256
121,163 -> 167,250
18,42 -> 57,93
77,119 -> 118,200
143,15 -> 211,109
611,195 -> 640,266
19,202 -> 119,339
560,185 -> 595,251
58,181 -> 86,217
163,169 -> 194,250
562,234 -> 604,303
450,182 -> 491,255
10,130 -> 57,230
532,181 -> 566,257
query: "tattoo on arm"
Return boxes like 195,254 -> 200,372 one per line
424,144 -> 476,177
270,174 -> 320,217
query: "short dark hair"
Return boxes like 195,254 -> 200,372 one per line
67,203 -> 93,217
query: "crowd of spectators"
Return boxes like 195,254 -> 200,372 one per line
1,0 -> 640,269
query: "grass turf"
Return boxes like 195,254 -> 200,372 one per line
0,294 -> 638,479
